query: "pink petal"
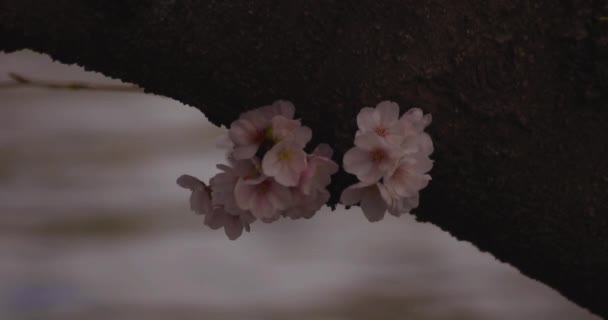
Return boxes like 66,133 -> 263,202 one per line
293,126 -> 312,147
353,131 -> 386,150
272,100 -> 296,119
234,178 -> 254,210
176,174 -> 203,190
360,185 -> 387,222
356,107 -> 379,132
204,210 -> 224,230
233,145 -> 259,160
229,119 -> 259,145
376,101 -> 400,124
387,195 -> 420,217
224,216 -> 244,240
190,189 -> 212,215
312,143 -> 334,158
250,192 -> 277,219
262,141 -> 307,186
266,180 -> 292,210
340,182 -> 371,206
343,147 -> 373,177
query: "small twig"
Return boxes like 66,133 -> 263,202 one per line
0,72 -> 143,92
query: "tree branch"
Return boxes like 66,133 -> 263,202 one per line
1,0 -> 607,317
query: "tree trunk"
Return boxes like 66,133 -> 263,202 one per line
1,0 -> 607,317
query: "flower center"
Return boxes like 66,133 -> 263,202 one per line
374,127 -> 387,137
371,149 -> 385,163
278,149 -> 291,160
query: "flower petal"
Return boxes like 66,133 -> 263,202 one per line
360,185 -> 387,222
312,143 -> 334,158
376,101 -> 400,124
356,107 -> 379,132
176,174 -> 203,190
343,147 -> 373,177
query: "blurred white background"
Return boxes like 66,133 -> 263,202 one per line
0,50 -> 599,320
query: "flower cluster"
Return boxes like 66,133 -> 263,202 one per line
177,100 -> 339,240
340,101 -> 433,222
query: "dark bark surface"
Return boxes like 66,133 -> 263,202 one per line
1,0 -> 607,317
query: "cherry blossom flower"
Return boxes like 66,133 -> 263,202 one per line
343,132 -> 399,183
178,100 -> 339,239
298,147 -> 339,195
262,140 -> 308,186
204,206 -> 256,240
234,176 -> 292,220
228,100 -> 297,160
340,181 -> 388,222
267,116 -> 312,146
210,159 -> 259,217
284,189 -> 330,220
356,101 -> 405,145
377,183 -> 420,217
399,107 -> 432,134
176,175 -> 212,215
341,102 -> 434,222
383,155 -> 433,198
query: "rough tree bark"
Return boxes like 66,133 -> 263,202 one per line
1,0 -> 607,317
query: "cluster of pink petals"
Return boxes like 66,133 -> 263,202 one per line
341,101 -> 433,222
177,101 -> 338,240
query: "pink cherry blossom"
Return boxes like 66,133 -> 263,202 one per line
377,185 -> 420,217
298,151 -> 339,195
383,155 -> 433,198
356,101 -> 405,145
204,206 -> 256,240
343,132 -> 398,183
176,174 -> 212,215
234,176 -> 292,220
268,116 -> 312,147
399,107 -> 432,134
228,100 -> 298,160
312,143 -> 334,158
285,189 -> 330,220
210,159 -> 259,217
340,181 -> 387,222
262,140 -> 308,186
228,118 -> 265,159
241,100 -> 296,128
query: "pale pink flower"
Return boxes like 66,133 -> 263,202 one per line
343,132 -> 398,183
312,143 -> 334,158
228,100 -> 298,160
241,100 -> 296,128
228,118 -> 265,159
234,176 -> 291,220
268,116 -> 312,147
399,108 -> 432,134
377,185 -> 420,217
383,155 -> 433,198
176,175 -> 212,215
298,151 -> 339,195
284,189 -> 330,220
356,101 -> 405,145
210,160 -> 259,217
262,140 -> 308,186
340,181 -> 388,222
204,207 -> 256,240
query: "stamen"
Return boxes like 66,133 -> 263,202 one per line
374,127 -> 387,137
